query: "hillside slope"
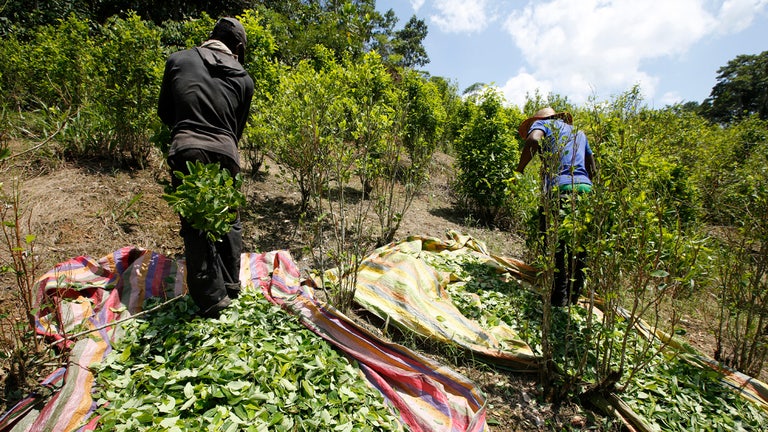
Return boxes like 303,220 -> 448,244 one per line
0,146 -> 629,430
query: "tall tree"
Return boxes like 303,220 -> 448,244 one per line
0,0 -> 91,34
0,0 -> 253,28
370,13 -> 429,68
254,0 -> 393,65
700,51 -> 768,124
391,16 -> 429,67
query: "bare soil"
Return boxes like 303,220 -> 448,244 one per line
0,142 -> 721,430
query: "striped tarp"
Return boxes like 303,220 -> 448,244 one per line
2,247 -> 487,432
351,231 -> 539,371
242,250 -> 488,432
1,247 -> 185,432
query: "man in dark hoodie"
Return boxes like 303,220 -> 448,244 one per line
158,17 -> 254,318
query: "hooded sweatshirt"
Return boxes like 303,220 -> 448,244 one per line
158,42 -> 255,167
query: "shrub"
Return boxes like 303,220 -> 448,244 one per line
95,12 -> 164,166
452,88 -> 522,226
162,161 -> 246,243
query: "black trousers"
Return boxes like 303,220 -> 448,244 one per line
542,191 -> 589,307
168,148 -> 242,315
552,233 -> 587,307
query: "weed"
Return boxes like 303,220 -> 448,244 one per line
0,178 -> 60,407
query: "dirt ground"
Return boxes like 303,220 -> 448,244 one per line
0,143 -> 726,430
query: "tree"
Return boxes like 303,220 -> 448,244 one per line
255,0 -> 393,66
371,68 -> 445,245
0,0 -> 90,34
700,51 -> 768,124
427,75 -> 462,150
453,88 -> 521,226
0,0 -> 253,29
391,16 -> 429,68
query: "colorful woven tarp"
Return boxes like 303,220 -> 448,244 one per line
1,247 -> 185,432
352,231 -> 538,371
243,250 -> 488,432
1,247 -> 488,432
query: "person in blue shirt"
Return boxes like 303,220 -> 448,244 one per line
515,107 -> 596,306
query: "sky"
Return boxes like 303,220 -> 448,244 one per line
379,0 -> 768,108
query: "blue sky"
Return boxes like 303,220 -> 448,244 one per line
379,0 -> 768,108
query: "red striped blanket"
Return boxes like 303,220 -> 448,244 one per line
1,247 -> 487,432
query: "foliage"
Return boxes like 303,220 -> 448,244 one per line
622,351 -> 768,431
158,13 -> 216,52
399,69 -> 446,181
0,106 -> 10,163
163,161 -> 246,243
256,1 -> 401,67
251,50 -> 442,310
389,15 -> 430,68
0,10 -> 285,167
0,13 -> 162,165
713,227 -> 768,378
428,76 -> 463,152
94,12 -> 164,165
622,105 -> 706,228
250,50 -> 364,309
0,31 -> 33,109
699,115 -> 768,224
1,0 -> 429,72
16,14 -> 97,110
0,179 -> 59,404
92,291 -> 402,431
251,54 -> 343,212
700,50 -> 768,124
578,89 -> 708,386
0,0 -> 92,32
425,249 -> 768,431
709,119 -> 768,375
307,51 -> 390,310
0,0 -> 253,28
371,68 -> 446,246
453,87 -> 524,226
238,9 -> 282,174
508,88 -> 712,403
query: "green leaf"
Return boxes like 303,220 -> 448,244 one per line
301,379 -> 315,398
162,161 -> 244,242
157,395 -> 176,413
227,380 -> 250,394
183,382 -> 194,399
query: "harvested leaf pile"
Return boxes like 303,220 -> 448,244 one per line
93,291 -> 402,432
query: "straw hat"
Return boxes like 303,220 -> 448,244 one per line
518,107 -> 573,139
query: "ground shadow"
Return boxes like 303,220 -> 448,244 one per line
428,205 -> 468,225
241,195 -> 303,255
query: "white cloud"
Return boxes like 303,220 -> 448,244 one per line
409,0 -> 426,12
499,71 -> 552,107
430,0 -> 489,33
658,91 -> 684,106
499,0 -> 731,104
716,0 -> 768,33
